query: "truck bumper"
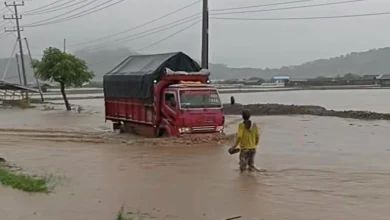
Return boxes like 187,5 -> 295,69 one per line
178,126 -> 224,134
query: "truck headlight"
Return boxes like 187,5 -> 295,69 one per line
216,126 -> 224,132
179,127 -> 191,133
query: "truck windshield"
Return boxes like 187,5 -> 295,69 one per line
179,89 -> 222,109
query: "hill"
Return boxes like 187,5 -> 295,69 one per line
209,47 -> 390,79
1,47 -> 390,83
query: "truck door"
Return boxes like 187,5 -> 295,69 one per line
163,92 -> 178,115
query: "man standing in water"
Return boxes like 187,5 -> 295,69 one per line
229,110 -> 260,172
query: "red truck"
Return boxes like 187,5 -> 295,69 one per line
103,52 -> 225,137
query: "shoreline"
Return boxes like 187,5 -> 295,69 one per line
20,100 -> 390,121
33,85 -> 390,101
223,103 -> 390,121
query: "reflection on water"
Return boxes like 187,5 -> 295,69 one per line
1,111 -> 390,220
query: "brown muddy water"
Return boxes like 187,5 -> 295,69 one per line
1,102 -> 390,220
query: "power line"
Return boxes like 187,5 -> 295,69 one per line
0,21 -> 18,36
24,0 -> 84,15
25,0 -> 126,27
0,31 -> 9,39
139,19 -> 200,51
22,0 -> 65,14
0,7 -> 7,15
211,11 -> 390,21
23,0 -> 102,27
68,0 -> 350,49
0,30 -> 16,40
68,0 -> 200,47
211,0 -> 315,12
80,16 -> 200,51
0,21 -> 8,29
211,0 -> 366,15
75,14 -> 200,50
1,39 -> 18,81
24,0 -> 80,15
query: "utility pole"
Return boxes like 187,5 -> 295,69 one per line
15,53 -> 22,85
15,53 -> 24,98
24,37 -> 44,102
63,38 -> 66,52
3,1 -> 28,98
201,0 -> 209,69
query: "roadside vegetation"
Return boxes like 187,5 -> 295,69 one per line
116,206 -> 143,220
32,47 -> 94,111
0,162 -> 50,193
2,99 -> 35,109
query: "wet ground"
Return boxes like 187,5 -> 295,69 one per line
1,104 -> 390,220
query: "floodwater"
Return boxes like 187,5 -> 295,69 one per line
49,89 -> 390,113
226,89 -> 390,113
1,90 -> 390,220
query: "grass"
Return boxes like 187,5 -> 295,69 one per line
2,99 -> 35,109
0,164 -> 49,193
116,206 -> 143,220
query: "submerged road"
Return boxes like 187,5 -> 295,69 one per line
1,107 -> 390,220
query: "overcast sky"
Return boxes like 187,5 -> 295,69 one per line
0,0 -> 390,68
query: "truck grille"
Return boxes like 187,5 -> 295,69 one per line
192,126 -> 215,132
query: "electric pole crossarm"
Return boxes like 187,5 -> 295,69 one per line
5,27 -> 24,32
3,14 -> 22,19
4,1 -> 24,7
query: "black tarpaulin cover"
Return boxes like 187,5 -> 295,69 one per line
103,52 -> 201,101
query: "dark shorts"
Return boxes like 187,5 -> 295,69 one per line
239,149 -> 256,172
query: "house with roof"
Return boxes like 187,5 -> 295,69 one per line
377,74 -> 390,87
244,78 -> 264,85
270,76 -> 290,83
285,78 -> 308,87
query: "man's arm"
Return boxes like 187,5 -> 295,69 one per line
254,123 -> 260,145
231,124 -> 243,148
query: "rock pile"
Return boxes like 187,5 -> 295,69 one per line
223,103 -> 390,120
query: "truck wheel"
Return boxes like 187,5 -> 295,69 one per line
156,128 -> 167,137
113,122 -> 122,131
119,125 -> 126,133
120,122 -> 135,134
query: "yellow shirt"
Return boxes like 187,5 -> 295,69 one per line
237,122 -> 259,150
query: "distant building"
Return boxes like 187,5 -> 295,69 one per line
28,82 -> 55,92
244,79 -> 263,85
377,74 -> 390,87
362,74 -> 380,80
270,76 -> 290,83
285,78 -> 308,87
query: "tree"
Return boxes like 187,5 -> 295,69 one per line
343,73 -> 361,80
32,47 -> 94,110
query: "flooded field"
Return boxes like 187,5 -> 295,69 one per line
1,91 -> 390,220
46,89 -> 390,113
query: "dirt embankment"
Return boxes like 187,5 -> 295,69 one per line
223,103 -> 390,120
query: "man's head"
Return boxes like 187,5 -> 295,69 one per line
242,110 -> 251,121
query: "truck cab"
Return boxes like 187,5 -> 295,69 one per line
158,81 -> 224,136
